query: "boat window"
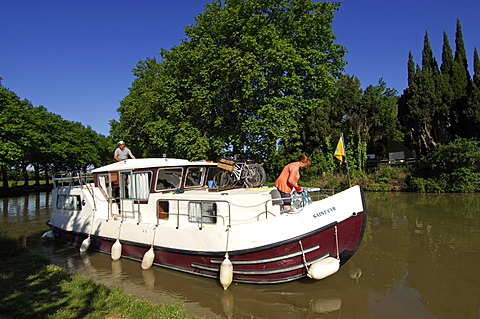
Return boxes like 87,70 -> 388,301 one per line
188,201 -> 217,224
156,168 -> 183,191
184,167 -> 205,188
56,195 -> 82,211
206,167 -> 222,181
132,172 -> 151,200
157,200 -> 169,220
205,167 -> 222,187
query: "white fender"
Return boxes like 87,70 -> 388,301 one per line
79,236 -> 91,253
141,247 -> 155,270
41,230 -> 55,240
219,254 -> 233,290
307,257 -> 340,280
111,239 -> 122,260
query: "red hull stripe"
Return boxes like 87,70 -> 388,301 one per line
209,245 -> 320,264
192,253 -> 329,275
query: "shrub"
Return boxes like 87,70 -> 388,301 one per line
406,138 -> 480,193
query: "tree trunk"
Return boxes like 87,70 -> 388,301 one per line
44,167 -> 50,186
1,167 -> 8,190
22,165 -> 29,186
34,164 -> 41,186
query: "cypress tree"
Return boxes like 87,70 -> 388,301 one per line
407,51 -> 415,87
421,31 -> 439,72
398,53 -> 415,150
435,31 -> 455,143
473,47 -> 480,88
454,19 -> 469,74
400,19 -> 479,156
452,19 -> 470,98
465,47 -> 480,138
440,31 -> 454,75
452,19 -> 471,137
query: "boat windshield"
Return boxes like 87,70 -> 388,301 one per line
156,168 -> 183,191
185,166 -> 205,188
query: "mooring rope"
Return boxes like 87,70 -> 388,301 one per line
298,240 -> 310,272
335,225 -> 340,260
225,225 -> 231,252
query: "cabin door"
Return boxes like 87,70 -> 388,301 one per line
118,170 -> 135,218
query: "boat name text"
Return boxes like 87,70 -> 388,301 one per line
313,207 -> 336,219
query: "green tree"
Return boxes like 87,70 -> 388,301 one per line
440,31 -> 454,75
0,77 -> 111,187
363,80 -> 402,158
464,47 -> 480,138
433,32 -> 455,144
398,26 -> 472,156
398,32 -> 440,157
407,51 -> 416,87
287,74 -> 362,177
451,19 -> 471,137
407,138 -> 480,192
343,79 -> 400,171
474,47 -> 480,88
116,0 -> 346,169
26,106 -> 58,185
49,120 -> 109,172
0,86 -> 31,188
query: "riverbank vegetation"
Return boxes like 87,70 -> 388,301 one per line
304,138 -> 480,193
0,232 -> 200,319
1,0 -> 479,193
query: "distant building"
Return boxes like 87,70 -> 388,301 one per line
367,141 -> 417,167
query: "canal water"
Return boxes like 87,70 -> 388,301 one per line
1,191 -> 480,318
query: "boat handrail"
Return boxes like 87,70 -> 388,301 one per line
104,189 -> 334,228
261,190 -> 331,215
52,171 -> 94,188
53,171 -> 96,211
154,191 -> 333,227
256,210 -> 276,220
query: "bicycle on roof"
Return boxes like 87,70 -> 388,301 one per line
214,154 -> 267,188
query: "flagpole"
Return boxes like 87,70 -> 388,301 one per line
341,133 -> 352,187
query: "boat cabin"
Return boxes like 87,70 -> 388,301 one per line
92,158 -> 220,201
52,158 -> 286,231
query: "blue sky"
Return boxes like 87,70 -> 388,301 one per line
1,0 -> 479,136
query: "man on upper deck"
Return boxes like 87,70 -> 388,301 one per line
114,141 -> 136,161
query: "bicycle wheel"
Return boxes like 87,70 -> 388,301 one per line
213,170 -> 232,188
255,164 -> 267,186
244,164 -> 266,188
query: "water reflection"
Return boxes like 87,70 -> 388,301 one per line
359,192 -> 480,319
38,238 -> 367,318
1,192 -> 51,238
1,192 -> 480,318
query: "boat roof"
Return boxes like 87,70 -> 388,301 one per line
92,158 -> 217,173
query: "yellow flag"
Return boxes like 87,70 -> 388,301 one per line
334,135 -> 345,165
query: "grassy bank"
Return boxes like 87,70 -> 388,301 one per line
0,181 -> 53,197
0,233 -> 202,319
302,165 -> 411,192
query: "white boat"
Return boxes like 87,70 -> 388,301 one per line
46,158 -> 366,288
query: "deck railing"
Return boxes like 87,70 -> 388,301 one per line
111,189 -> 333,229
52,171 -> 94,188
